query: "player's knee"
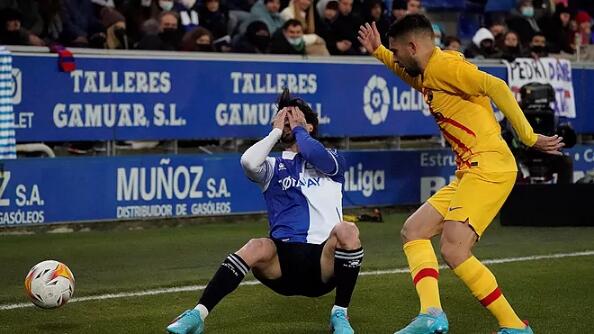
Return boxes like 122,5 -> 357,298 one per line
439,240 -> 470,268
239,238 -> 274,264
401,218 -> 420,243
333,222 -> 360,249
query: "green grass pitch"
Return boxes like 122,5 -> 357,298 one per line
1,212 -> 593,333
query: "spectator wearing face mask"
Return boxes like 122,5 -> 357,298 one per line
271,19 -> 305,54
506,0 -> 542,46
500,30 -> 523,61
539,4 -> 573,53
101,7 -> 129,49
280,0 -> 329,55
233,20 -> 271,53
136,11 -> 182,50
525,32 -> 548,58
464,27 -> 502,59
181,26 -> 215,51
443,36 -> 461,52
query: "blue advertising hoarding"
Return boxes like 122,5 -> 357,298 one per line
10,53 -> 594,142
1,147 -> 593,226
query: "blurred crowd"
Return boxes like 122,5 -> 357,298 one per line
0,0 -> 592,58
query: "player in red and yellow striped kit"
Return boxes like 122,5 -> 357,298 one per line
358,15 -> 564,334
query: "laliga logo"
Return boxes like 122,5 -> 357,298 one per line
363,75 -> 390,125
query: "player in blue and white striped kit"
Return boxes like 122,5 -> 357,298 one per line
167,89 -> 364,334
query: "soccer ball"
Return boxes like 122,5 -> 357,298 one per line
24,260 -> 75,309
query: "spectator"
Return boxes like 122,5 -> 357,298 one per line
391,0 -> 407,23
233,20 -> 271,53
120,0 -> 163,43
316,0 -> 345,55
240,0 -> 284,35
280,0 -> 315,34
464,27 -> 502,59
270,18 -> 305,54
443,36 -> 461,51
0,8 -> 38,46
61,0 -> 103,46
175,0 -> 200,32
331,0 -> 363,54
506,0 -> 542,46
181,26 -> 215,51
489,21 -> 507,47
38,0 -> 63,44
136,11 -> 182,50
390,0 -> 421,23
280,0 -> 328,55
526,32 -> 548,57
101,7 -> 129,49
484,0 -> 516,26
539,4 -> 573,53
198,0 -> 229,40
575,10 -> 592,46
363,0 -> 390,46
500,30 -> 523,61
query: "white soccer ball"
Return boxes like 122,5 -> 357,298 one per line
24,260 -> 75,309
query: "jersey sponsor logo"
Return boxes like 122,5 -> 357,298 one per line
278,175 -> 321,191
278,162 -> 286,171
363,75 -> 390,125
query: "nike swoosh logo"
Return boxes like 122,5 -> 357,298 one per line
449,206 -> 463,211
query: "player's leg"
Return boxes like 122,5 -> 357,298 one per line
395,202 -> 450,334
167,238 -> 278,334
394,179 -> 459,334
320,221 -> 363,334
441,172 -> 532,334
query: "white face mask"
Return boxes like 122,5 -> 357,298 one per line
159,0 -> 174,11
179,0 -> 197,9
521,6 -> 534,18
287,36 -> 304,46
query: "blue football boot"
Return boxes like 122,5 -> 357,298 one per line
166,309 -> 204,334
330,309 -> 355,334
394,308 -> 449,334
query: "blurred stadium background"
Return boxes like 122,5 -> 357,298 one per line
1,0 -> 594,333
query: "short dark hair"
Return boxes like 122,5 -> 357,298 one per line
282,19 -> 303,31
277,88 -> 319,137
387,14 -> 434,39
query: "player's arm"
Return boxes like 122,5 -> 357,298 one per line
358,22 -> 423,91
240,111 -> 284,184
288,108 -> 341,175
431,60 -> 564,154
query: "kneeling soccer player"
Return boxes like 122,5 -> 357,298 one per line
167,89 -> 363,334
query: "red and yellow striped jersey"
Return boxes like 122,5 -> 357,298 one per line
373,45 -> 538,172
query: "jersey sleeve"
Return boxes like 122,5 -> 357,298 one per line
240,129 -> 280,189
428,59 -> 538,147
372,45 -> 423,92
293,126 -> 341,176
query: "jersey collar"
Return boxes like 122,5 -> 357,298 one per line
282,151 -> 298,160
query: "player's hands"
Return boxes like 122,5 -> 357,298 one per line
357,22 -> 382,54
287,107 -> 307,130
532,134 -> 565,155
272,109 -> 287,130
